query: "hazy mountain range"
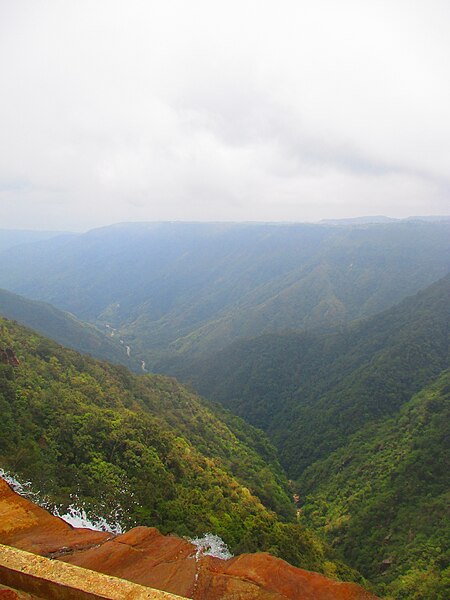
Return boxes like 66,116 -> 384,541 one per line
0,220 -> 448,369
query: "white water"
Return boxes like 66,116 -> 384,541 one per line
0,468 -> 39,500
189,533 -> 233,560
1,469 -> 231,551
0,468 -> 122,534
53,504 -> 123,534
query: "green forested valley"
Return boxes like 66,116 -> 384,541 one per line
170,274 -> 450,598
0,316 -> 357,580
300,371 -> 450,599
179,274 -> 450,475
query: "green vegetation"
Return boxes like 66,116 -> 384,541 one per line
0,288 -> 135,368
0,316 -> 358,580
181,274 -> 450,475
176,274 -> 450,598
299,371 -> 450,599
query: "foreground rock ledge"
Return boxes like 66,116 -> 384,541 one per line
0,478 -> 379,599
0,544 -> 184,600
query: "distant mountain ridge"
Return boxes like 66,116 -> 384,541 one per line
0,229 -> 72,253
319,215 -> 399,225
319,215 -> 450,225
0,220 -> 448,368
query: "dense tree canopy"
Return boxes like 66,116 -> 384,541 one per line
180,274 -> 450,475
0,316 -> 357,581
299,371 -> 450,599
173,274 -> 450,598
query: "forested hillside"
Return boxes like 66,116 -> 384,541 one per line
172,274 -> 450,475
0,221 -> 448,368
0,316 -> 358,580
173,274 -> 450,599
299,371 -> 450,599
0,288 -> 134,368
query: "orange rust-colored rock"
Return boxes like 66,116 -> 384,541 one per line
0,584 -> 40,600
0,544 -> 185,600
0,478 -> 110,557
201,553 -> 378,600
0,478 -> 379,599
63,527 -> 198,598
0,589 -> 21,600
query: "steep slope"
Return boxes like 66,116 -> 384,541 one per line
173,275 -> 450,599
176,274 -> 450,476
0,316 -> 356,579
299,371 -> 450,599
0,288 -> 135,368
0,478 -> 379,600
0,221 -> 448,367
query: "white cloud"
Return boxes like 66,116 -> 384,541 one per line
0,0 -> 449,230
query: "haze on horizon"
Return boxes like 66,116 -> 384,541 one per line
1,0 -> 449,231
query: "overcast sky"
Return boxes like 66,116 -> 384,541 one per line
0,0 -> 449,230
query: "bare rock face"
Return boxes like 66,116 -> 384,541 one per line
0,478 -> 379,600
199,554 -> 378,600
0,589 -> 21,600
0,349 -> 20,367
0,477 -> 110,556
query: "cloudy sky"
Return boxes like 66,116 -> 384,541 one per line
1,0 -> 449,230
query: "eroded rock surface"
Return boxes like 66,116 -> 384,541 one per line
0,478 -> 379,599
0,478 -> 110,556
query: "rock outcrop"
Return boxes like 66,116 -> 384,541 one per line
0,478 -> 110,557
0,349 -> 20,367
0,478 -> 379,599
